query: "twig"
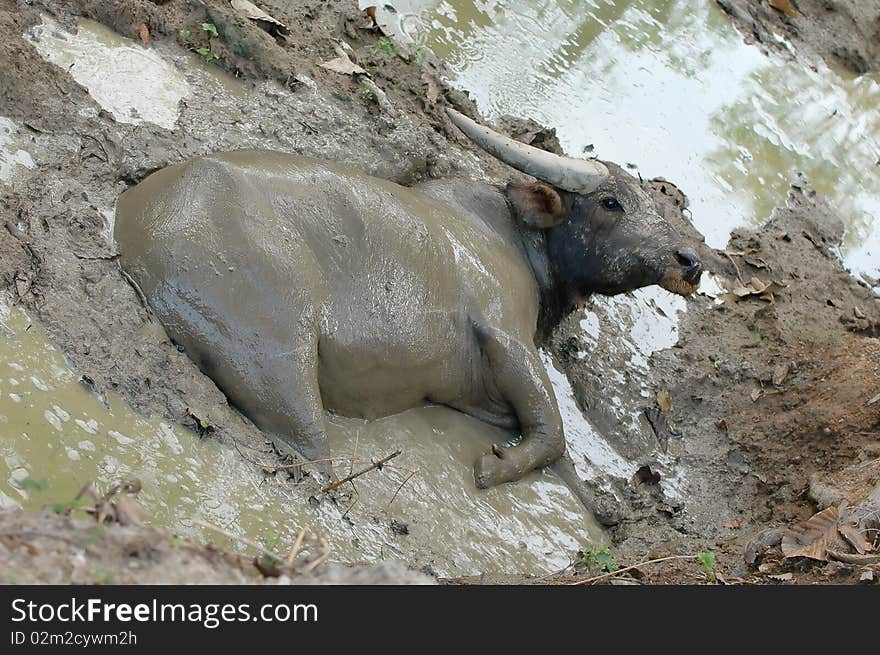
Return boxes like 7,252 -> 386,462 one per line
722,250 -> 746,286
387,468 -> 419,507
119,267 -> 151,314
349,431 -> 361,478
194,518 -> 285,563
4,220 -> 29,242
232,439 -> 371,472
285,528 -> 308,567
535,558 -> 575,582
569,555 -> 699,585
299,533 -> 330,574
321,450 -> 401,493
74,251 -> 119,261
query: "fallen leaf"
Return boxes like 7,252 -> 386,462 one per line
838,522 -> 875,555
230,0 -> 289,35
743,256 -> 769,270
14,273 -> 30,298
361,3 -> 399,38
358,77 -> 395,115
643,407 -> 670,453
730,276 -> 786,301
826,550 -> 880,565
772,362 -> 789,386
656,388 -> 673,413
320,45 -> 367,76
745,527 -> 785,566
138,23 -> 150,46
421,71 -> 443,105
769,0 -> 798,18
782,506 -> 848,561
253,554 -> 282,577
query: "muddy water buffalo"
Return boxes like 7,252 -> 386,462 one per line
116,108 -> 701,496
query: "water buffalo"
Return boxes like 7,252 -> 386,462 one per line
116,108 -> 701,504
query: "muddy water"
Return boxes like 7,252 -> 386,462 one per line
0,300 -> 320,545
0,299 -> 603,574
26,17 -> 190,130
393,0 -> 880,284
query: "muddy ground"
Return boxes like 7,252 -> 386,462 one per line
716,0 -> 880,74
0,0 -> 878,584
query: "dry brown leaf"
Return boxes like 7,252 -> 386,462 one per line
320,46 -> 367,76
772,362 -> 789,386
782,506 -> 847,560
230,0 -> 289,35
826,550 -> 880,565
838,522 -> 875,555
421,71 -> 443,105
138,23 -> 150,46
14,274 -> 30,299
769,0 -> 798,18
731,276 -> 786,301
362,3 -> 398,37
656,388 -> 673,414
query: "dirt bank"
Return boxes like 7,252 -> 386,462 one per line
1,0 -> 878,585
0,509 -> 433,584
537,183 -> 880,585
716,0 -> 880,74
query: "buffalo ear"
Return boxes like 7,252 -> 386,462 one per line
505,182 -> 565,229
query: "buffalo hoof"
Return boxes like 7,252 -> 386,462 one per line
474,453 -> 504,489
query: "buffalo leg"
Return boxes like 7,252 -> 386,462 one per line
472,323 -> 565,488
248,339 -> 332,476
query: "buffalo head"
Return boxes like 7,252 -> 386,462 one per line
447,109 -> 702,305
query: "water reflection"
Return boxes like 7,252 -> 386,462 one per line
403,0 -> 879,281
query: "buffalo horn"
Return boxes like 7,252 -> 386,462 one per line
446,108 -> 608,193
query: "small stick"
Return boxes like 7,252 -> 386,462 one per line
194,518 -> 285,563
233,440 -> 370,472
569,554 -> 698,585
119,267 -> 151,314
387,468 -> 418,507
722,250 -> 746,286
285,528 -> 308,567
321,450 -> 401,493
299,533 -> 330,574
535,558 -> 576,582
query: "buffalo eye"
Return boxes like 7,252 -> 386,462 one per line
602,197 -> 622,211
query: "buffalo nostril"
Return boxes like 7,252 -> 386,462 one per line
674,250 -> 699,269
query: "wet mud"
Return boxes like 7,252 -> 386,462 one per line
717,0 -> 880,75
